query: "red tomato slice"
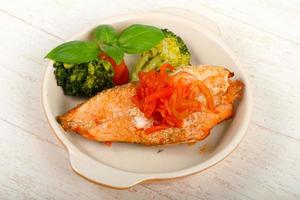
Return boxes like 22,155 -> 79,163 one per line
99,53 -> 129,85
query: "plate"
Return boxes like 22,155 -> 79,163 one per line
42,8 -> 252,189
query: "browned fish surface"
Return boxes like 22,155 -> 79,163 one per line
57,65 -> 244,146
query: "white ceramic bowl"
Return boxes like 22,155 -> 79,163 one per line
42,8 -> 252,189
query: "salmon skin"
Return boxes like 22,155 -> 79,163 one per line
57,65 -> 244,146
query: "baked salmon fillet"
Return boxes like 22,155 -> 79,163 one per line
57,65 -> 244,146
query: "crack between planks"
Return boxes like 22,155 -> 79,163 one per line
141,185 -> 173,200
253,122 -> 300,143
195,2 -> 300,46
0,63 -> 40,84
0,118 -> 63,149
0,9 -> 64,41
21,55 -> 47,66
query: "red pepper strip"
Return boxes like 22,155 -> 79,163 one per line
196,81 -> 215,111
132,64 -> 215,134
160,63 -> 175,72
145,124 -> 170,134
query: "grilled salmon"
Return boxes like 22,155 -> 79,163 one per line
57,65 -> 244,146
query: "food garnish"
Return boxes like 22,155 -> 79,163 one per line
133,64 -> 214,134
45,41 -> 100,64
45,24 -> 165,97
46,24 -> 164,65
131,29 -> 191,81
99,53 -> 129,85
53,59 -> 114,97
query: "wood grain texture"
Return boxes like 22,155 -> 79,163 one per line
0,0 -> 299,199
1,0 -> 299,140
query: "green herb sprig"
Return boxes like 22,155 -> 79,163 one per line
45,24 -> 164,64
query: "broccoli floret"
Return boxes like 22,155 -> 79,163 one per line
131,29 -> 191,81
53,59 -> 114,97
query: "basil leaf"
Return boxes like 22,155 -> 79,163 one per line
94,25 -> 118,45
103,45 -> 124,64
118,24 -> 164,54
45,41 -> 100,63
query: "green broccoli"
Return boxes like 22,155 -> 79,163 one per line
53,59 -> 114,97
131,29 -> 191,81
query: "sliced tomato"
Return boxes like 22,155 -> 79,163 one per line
99,53 -> 129,85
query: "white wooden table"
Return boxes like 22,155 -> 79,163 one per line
1,0 -> 300,199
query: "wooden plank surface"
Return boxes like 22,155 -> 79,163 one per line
0,0 -> 299,199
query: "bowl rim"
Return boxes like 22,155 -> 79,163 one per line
42,10 -> 253,189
